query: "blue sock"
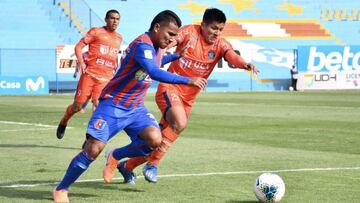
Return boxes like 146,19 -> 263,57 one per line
56,151 -> 94,191
112,139 -> 153,160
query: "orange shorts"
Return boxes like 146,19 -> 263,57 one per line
74,73 -> 108,104
155,83 -> 196,123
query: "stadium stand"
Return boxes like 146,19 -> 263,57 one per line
0,0 -> 81,48
1,0 -> 360,94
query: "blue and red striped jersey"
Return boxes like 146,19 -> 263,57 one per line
100,32 -> 189,109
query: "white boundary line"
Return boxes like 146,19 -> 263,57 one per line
0,121 -> 58,128
0,121 -> 72,129
0,128 -> 56,132
1,166 -> 359,188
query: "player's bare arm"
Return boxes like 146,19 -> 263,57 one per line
224,49 -> 260,74
74,41 -> 87,74
174,40 -> 191,57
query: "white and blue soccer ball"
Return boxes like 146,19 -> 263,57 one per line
254,173 -> 285,202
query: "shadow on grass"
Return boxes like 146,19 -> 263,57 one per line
226,200 -> 259,203
0,187 -> 97,201
0,144 -> 79,150
0,179 -> 146,201
0,181 -> 145,201
74,182 -> 146,193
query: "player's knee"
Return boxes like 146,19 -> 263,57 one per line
83,137 -> 105,159
140,126 -> 162,148
147,133 -> 162,148
84,146 -> 100,159
171,119 -> 187,134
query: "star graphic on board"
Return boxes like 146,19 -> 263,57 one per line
276,1 -> 304,15
177,1 -> 208,15
218,0 -> 260,13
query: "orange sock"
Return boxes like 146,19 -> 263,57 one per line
125,126 -> 179,170
147,126 -> 178,166
125,156 -> 147,171
60,105 -> 75,126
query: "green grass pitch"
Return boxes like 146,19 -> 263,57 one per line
0,91 -> 359,202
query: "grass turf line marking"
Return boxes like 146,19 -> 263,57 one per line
0,120 -> 72,129
0,128 -> 56,132
1,166 -> 359,188
0,120 -> 57,128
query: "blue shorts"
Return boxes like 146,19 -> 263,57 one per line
86,99 -> 159,143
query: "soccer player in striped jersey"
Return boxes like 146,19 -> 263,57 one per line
117,8 -> 260,184
53,10 -> 207,202
56,10 -> 122,139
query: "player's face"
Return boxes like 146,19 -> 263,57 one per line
105,12 -> 120,31
201,21 -> 225,44
153,22 -> 179,49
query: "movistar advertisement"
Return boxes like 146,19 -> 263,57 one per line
297,46 -> 360,90
0,76 -> 48,95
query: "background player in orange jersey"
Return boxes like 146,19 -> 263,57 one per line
56,9 -> 123,139
116,8 -> 260,184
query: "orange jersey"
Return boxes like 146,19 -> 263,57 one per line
162,24 -> 233,100
81,27 -> 122,80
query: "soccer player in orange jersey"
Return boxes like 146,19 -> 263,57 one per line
56,9 -> 122,139
116,8 -> 260,184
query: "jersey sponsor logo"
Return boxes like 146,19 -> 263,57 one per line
179,58 -> 210,73
208,51 -> 215,59
94,118 -> 106,130
144,50 -> 153,59
99,44 -> 119,57
96,58 -> 114,68
135,69 -> 149,81
25,77 -> 45,92
100,45 -> 110,55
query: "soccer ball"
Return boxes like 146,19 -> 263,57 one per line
254,173 -> 285,202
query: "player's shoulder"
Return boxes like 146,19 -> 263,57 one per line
86,27 -> 103,35
180,24 -> 198,33
128,33 -> 155,52
137,33 -> 153,47
181,24 -> 195,30
218,37 -> 230,44
115,32 -> 123,39
218,37 -> 232,49
91,27 -> 103,32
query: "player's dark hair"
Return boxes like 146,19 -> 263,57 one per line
202,8 -> 226,24
148,10 -> 182,31
105,9 -> 120,19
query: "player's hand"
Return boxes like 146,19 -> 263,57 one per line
77,61 -> 87,74
188,77 -> 207,89
244,63 -> 260,75
176,40 -> 190,57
